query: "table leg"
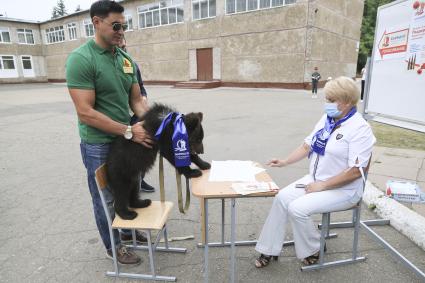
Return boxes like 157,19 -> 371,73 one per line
221,198 -> 225,244
200,198 -> 206,245
230,198 -> 236,283
204,198 -> 209,283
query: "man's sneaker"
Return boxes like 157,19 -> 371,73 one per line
120,230 -> 148,244
312,94 -> 318,98
140,179 -> 155,192
106,245 -> 142,265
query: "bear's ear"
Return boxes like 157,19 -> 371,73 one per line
197,112 -> 203,122
184,112 -> 201,130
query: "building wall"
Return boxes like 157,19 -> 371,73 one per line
0,0 -> 364,87
40,12 -> 93,81
304,0 -> 364,83
217,2 -> 308,83
0,21 -> 47,83
120,0 -> 310,84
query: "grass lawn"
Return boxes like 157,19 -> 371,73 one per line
370,121 -> 425,151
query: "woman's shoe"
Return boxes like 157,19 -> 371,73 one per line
254,254 -> 278,268
302,243 -> 327,266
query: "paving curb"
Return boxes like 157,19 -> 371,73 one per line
363,181 -> 425,251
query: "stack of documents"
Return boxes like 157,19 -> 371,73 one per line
231,182 -> 279,195
208,160 -> 266,182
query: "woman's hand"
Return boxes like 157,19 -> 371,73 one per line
305,181 -> 326,194
266,158 -> 287,167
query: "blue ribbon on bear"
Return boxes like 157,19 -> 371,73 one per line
155,112 -> 191,167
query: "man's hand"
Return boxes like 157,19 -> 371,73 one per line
131,121 -> 155,148
305,181 -> 326,194
266,158 -> 287,167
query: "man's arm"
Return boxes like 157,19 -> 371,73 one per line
129,83 -> 149,117
68,88 -> 153,147
69,88 -> 127,135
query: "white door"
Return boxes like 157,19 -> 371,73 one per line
21,55 -> 35,77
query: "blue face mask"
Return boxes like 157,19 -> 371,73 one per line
324,102 -> 342,118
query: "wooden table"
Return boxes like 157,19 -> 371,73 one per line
192,169 -> 277,283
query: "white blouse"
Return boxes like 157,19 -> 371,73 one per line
304,112 -> 376,199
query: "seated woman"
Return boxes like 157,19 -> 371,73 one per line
254,76 -> 376,268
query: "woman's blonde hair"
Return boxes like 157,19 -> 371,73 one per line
324,76 -> 360,106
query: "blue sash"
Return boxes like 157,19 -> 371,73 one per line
310,107 -> 357,156
155,112 -> 191,167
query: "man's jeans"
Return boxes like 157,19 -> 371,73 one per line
80,142 -> 132,251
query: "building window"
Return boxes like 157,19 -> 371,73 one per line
17,29 -> 35,44
83,19 -> 95,37
20,55 -> 35,77
138,0 -> 184,29
193,0 -> 216,20
0,28 -> 11,43
226,0 -> 294,14
45,26 -> 65,44
67,23 -> 78,40
21,56 -> 32,70
125,14 -> 133,31
0,55 -> 16,70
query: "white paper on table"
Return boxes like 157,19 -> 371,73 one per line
250,165 -> 266,175
208,160 -> 258,182
231,182 -> 279,195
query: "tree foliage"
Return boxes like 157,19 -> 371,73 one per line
358,0 -> 395,72
51,0 -> 67,19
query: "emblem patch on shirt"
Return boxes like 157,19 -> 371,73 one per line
123,58 -> 133,74
336,134 -> 343,140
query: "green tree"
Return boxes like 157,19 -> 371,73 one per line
358,0 -> 395,72
51,0 -> 67,19
51,7 -> 58,19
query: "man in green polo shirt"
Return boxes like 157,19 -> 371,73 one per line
66,0 -> 152,265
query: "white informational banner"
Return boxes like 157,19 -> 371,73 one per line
366,0 -> 425,132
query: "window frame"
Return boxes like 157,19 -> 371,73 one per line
0,55 -> 17,70
83,19 -> 95,37
192,0 -> 217,21
137,0 -> 184,30
21,55 -> 33,70
45,25 -> 65,44
225,0 -> 295,15
125,14 -> 134,31
67,22 -> 78,40
0,27 -> 12,44
20,54 -> 35,77
17,28 -> 35,45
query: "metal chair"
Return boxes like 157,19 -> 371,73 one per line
95,164 -> 186,281
302,158 -> 371,271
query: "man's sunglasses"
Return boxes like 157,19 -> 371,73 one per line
111,22 -> 128,32
102,19 -> 128,32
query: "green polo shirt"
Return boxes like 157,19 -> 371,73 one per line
65,39 -> 138,143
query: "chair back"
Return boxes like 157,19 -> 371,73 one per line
95,164 -> 108,190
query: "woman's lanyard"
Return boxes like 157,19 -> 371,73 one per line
309,107 -> 356,157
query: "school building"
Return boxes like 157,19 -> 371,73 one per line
0,0 -> 364,88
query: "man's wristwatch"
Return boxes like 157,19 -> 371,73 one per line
124,125 -> 133,140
